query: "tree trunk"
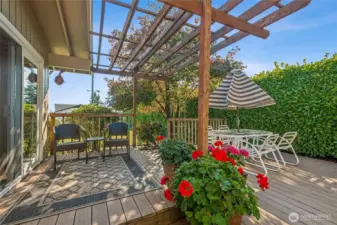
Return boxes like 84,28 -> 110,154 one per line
165,81 -> 171,119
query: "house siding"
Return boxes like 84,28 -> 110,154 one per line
1,0 -> 50,159
0,0 -> 49,61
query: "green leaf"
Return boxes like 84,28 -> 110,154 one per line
212,214 -> 228,225
221,180 -> 231,191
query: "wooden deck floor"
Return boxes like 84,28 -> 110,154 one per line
1,149 -> 336,225
18,188 -> 180,225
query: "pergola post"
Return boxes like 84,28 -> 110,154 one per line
132,77 -> 137,147
198,0 -> 212,154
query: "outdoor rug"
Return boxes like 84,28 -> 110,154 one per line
2,154 -> 159,224
38,156 -> 137,205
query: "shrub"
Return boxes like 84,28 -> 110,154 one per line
158,139 -> 195,165
71,104 -> 119,137
137,121 -> 163,147
24,104 -> 37,157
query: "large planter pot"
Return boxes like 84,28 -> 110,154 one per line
179,215 -> 242,225
163,163 -> 177,178
229,214 -> 242,225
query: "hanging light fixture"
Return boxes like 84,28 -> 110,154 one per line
27,65 -> 37,83
54,70 -> 65,85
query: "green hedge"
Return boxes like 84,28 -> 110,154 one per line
187,55 -> 337,158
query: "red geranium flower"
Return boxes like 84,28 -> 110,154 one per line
208,145 -> 215,151
229,146 -> 240,155
228,157 -> 236,166
164,189 -> 174,202
214,140 -> 223,147
256,173 -> 269,191
160,175 -> 169,185
156,135 -> 165,141
239,149 -> 249,157
178,180 -> 194,198
212,148 -> 228,162
238,167 -> 244,175
192,150 -> 203,160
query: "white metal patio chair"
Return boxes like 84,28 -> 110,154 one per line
266,132 -> 299,165
218,124 -> 229,131
208,126 -> 215,145
208,133 -> 216,146
236,139 -> 267,175
243,134 -> 285,175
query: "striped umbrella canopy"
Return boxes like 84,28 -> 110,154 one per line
209,69 -> 275,129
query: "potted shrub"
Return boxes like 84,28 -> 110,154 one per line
157,138 -> 195,178
161,141 -> 269,225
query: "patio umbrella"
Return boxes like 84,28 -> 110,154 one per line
209,69 -> 275,131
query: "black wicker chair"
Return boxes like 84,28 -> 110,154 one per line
53,124 -> 87,171
104,122 -> 130,159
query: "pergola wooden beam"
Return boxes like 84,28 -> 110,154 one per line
159,0 -> 270,39
144,0 -> 243,75
132,78 -> 137,147
154,0 -> 279,77
152,0 -> 277,76
92,68 -> 168,81
90,31 -> 175,54
105,0 -> 198,29
90,31 -> 153,47
131,10 -> 192,71
108,0 -> 138,70
91,51 -> 136,61
121,4 -> 172,71
166,0 -> 311,76
198,0 -> 212,154
96,0 -> 106,68
91,0 -> 310,81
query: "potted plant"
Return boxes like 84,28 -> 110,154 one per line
161,141 -> 269,225
157,137 -> 195,179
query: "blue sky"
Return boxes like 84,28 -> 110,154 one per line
49,0 -> 337,111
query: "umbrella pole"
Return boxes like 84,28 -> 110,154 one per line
236,108 -> 240,132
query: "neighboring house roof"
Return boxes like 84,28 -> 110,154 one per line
54,104 -> 82,113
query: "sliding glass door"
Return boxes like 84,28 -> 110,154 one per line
0,29 -> 23,193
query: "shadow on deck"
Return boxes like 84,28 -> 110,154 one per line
0,149 -> 336,225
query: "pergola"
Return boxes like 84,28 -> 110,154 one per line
91,0 -> 311,153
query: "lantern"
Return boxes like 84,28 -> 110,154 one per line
55,70 -> 65,85
28,69 -> 37,83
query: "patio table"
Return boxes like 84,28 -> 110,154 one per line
86,136 -> 105,163
211,129 -> 273,148
212,129 -> 272,137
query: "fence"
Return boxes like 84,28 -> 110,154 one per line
167,118 -> 227,145
49,113 -> 133,154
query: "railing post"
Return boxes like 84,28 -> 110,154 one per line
50,115 -> 55,155
167,119 -> 171,139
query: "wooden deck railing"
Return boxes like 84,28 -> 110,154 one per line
167,118 -> 227,145
49,113 -> 133,154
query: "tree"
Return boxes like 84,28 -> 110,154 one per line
70,104 -> 117,137
105,77 -> 157,112
90,90 -> 103,105
24,82 -> 37,104
105,1 -> 244,118
105,49 -> 243,118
